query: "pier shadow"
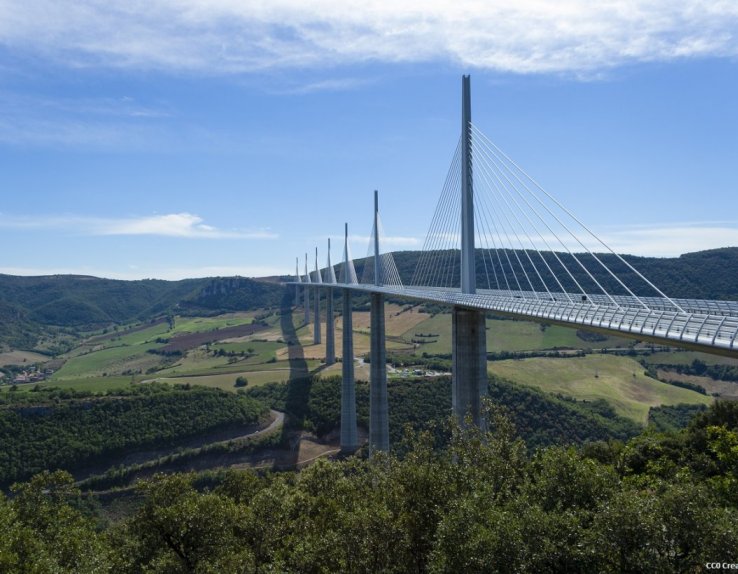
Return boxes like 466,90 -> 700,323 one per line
276,288 -> 314,468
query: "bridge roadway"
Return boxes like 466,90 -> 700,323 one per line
297,282 -> 738,358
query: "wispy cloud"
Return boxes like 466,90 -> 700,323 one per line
273,77 -> 376,95
0,90 -> 175,149
1,1 -> 736,75
597,223 -> 738,257
0,212 -> 278,239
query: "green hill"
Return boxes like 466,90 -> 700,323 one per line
0,274 -> 286,350
0,384 -> 268,486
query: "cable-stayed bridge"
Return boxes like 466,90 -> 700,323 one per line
289,76 -> 738,455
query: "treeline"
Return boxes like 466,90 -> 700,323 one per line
178,277 -> 284,314
246,375 -> 641,449
1,401 -> 737,572
660,358 -> 738,382
648,403 -> 709,432
0,384 -> 268,486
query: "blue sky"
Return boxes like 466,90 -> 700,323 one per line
1,1 -> 737,280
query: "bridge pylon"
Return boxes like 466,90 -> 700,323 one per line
294,256 -> 301,309
325,238 -> 336,365
453,74 -> 488,427
369,191 -> 390,454
304,253 -> 310,325
340,223 -> 358,453
313,247 -> 321,345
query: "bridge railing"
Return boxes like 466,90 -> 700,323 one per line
298,281 -> 738,354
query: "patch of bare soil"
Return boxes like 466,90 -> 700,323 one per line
160,323 -> 268,353
658,369 -> 738,400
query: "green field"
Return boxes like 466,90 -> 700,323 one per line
169,313 -> 256,335
12,310 -> 303,394
53,342 -> 164,378
0,350 -> 50,366
146,368 -> 299,392
21,376 -> 136,393
489,354 -> 713,424
403,314 -> 631,354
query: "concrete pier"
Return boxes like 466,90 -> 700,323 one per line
369,292 -> 389,453
313,286 -> 321,344
304,286 -> 310,324
304,254 -> 310,325
313,248 -> 321,345
325,289 -> 335,364
452,306 -> 488,426
295,257 -> 301,309
340,288 -> 358,452
369,190 -> 389,454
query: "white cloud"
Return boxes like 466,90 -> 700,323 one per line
0,1 -> 736,74
597,223 -> 738,257
0,212 -> 278,239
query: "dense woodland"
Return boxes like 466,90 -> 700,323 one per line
0,401 -> 737,573
246,375 -> 643,450
0,385 -> 268,486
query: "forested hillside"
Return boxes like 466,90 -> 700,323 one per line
0,274 -> 285,349
246,375 -> 642,449
0,384 -> 268,486
1,400 -> 737,573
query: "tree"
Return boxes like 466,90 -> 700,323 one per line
235,376 -> 248,388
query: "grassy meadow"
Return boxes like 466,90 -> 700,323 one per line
489,354 -> 713,424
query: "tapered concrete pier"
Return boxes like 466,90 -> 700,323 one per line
341,288 -> 358,452
325,240 -> 336,365
304,253 -> 311,325
313,248 -> 321,345
295,257 -> 301,308
452,74 -> 487,426
340,224 -> 358,452
369,191 -> 389,454
369,292 -> 389,453
452,307 -> 487,426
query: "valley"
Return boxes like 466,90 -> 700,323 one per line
2,280 -> 735,493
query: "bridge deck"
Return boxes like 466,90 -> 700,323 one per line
291,282 -> 738,357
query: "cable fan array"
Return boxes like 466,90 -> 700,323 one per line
360,212 -> 404,287
411,124 -> 683,314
